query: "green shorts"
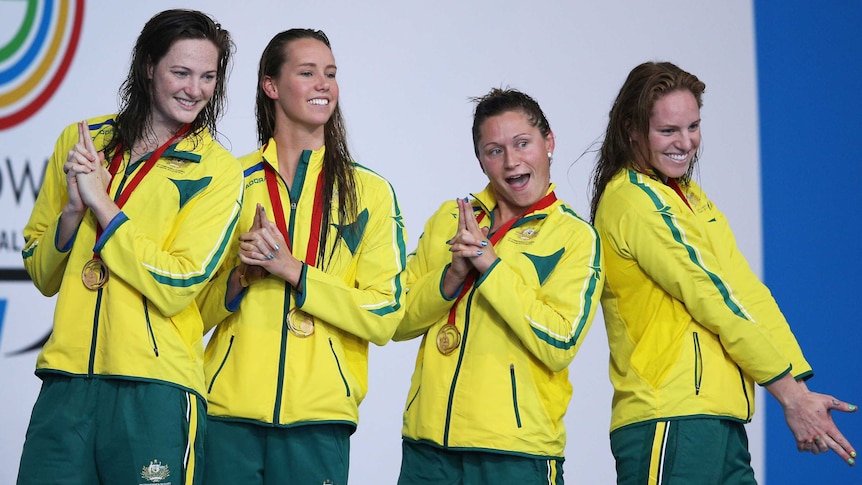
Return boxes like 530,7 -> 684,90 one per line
397,439 -> 564,485
610,418 -> 756,485
204,419 -> 351,485
17,375 -> 205,485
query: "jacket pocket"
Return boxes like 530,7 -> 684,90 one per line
509,364 -> 522,428
405,385 -> 421,413
693,332 -> 703,395
329,338 -> 351,397
208,335 -> 234,393
143,298 -> 159,357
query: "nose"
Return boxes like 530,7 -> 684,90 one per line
502,151 -> 519,169
676,131 -> 693,151
185,77 -> 203,98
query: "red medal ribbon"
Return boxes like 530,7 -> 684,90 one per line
262,155 -> 326,267
91,124 -> 191,258
667,178 -> 693,212
445,191 -> 558,325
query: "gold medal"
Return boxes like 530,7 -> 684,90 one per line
287,308 -> 315,337
436,325 -> 461,355
81,258 -> 109,290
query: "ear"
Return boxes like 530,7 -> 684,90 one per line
545,129 -> 556,154
625,119 -> 641,145
262,75 -> 279,100
146,59 -> 154,80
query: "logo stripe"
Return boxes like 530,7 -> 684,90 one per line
0,0 -> 51,84
0,0 -> 38,63
0,0 -> 84,129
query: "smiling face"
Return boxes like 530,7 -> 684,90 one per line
477,109 -> 554,221
148,38 -> 219,135
639,89 -> 701,179
263,37 -> 338,136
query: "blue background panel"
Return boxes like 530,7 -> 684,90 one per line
755,2 -> 862,482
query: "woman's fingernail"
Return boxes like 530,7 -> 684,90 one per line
480,240 -> 488,247
477,250 -> 483,256
445,239 -> 451,244
851,451 -> 857,458
849,404 -> 857,411
849,457 -> 856,466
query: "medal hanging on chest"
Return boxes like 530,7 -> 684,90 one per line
437,192 -> 557,354
436,324 -> 461,355
81,258 -> 109,290
263,160 -> 326,337
81,125 -> 190,290
286,308 -> 315,338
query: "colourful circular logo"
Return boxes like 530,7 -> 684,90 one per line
0,0 -> 84,130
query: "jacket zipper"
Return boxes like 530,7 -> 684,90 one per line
442,287 -> 477,447
510,364 -> 523,428
329,338 -> 351,397
272,157 -> 305,422
738,367 -> 751,420
693,332 -> 702,395
208,335 -> 234,393
272,286 -> 291,425
87,288 -> 105,376
405,385 -> 421,413
143,297 -> 159,356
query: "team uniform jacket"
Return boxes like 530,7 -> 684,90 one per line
595,168 -> 811,433
394,184 -> 603,459
22,114 -> 243,397
199,141 -> 406,429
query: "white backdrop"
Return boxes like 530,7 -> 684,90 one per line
0,1 -> 766,483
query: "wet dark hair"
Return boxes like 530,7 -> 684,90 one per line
104,9 -> 234,157
255,29 -> 357,265
470,88 -> 552,159
589,61 -> 705,222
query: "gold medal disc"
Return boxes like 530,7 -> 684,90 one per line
436,325 -> 461,355
81,258 -> 109,290
287,308 -> 315,337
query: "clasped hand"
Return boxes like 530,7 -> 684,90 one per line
444,198 -> 496,294
238,203 -> 303,287
63,120 -> 109,213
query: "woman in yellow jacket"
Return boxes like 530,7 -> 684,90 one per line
394,88 -> 603,485
19,10 -> 239,484
197,29 -> 406,484
590,61 -> 857,484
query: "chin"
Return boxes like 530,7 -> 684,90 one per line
660,166 -> 689,179
174,113 -> 202,125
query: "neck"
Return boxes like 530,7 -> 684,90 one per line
134,121 -> 185,154
491,205 -> 521,232
273,123 -> 325,184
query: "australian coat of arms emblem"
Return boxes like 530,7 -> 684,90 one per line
141,459 -> 171,483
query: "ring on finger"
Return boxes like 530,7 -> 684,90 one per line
267,253 -> 274,260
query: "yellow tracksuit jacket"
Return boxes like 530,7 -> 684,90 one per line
199,141 -> 406,428
394,184 -> 602,459
22,115 -> 243,397
595,169 -> 811,433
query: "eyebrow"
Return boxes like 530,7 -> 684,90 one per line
654,118 -> 701,128
169,65 -> 218,74
296,62 -> 337,70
